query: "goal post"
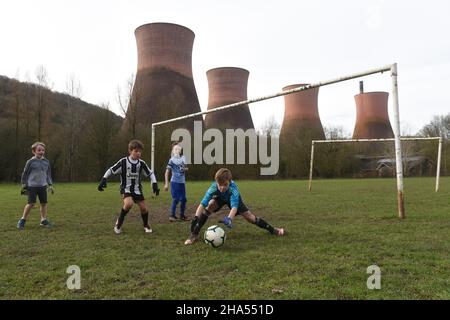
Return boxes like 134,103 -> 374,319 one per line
151,63 -> 405,218
308,136 -> 443,193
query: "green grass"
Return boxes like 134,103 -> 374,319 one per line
0,177 -> 449,299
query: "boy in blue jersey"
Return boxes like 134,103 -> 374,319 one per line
184,168 -> 284,245
164,142 -> 189,221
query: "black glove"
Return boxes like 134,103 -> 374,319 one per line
21,185 -> 28,195
98,178 -> 107,191
152,182 -> 160,196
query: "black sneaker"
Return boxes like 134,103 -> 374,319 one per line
17,218 -> 26,230
40,219 -> 51,227
179,215 -> 190,221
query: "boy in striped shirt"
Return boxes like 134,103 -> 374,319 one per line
98,140 -> 160,234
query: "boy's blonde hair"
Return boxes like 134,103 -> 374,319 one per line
31,142 -> 46,151
128,139 -> 144,151
171,141 -> 183,156
215,168 -> 232,185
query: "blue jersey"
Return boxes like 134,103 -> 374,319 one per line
166,155 -> 186,184
201,180 -> 241,209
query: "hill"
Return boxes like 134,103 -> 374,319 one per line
0,75 -> 124,182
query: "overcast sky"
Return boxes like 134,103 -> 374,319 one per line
1,0 -> 449,135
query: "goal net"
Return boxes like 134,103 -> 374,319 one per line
151,64 -> 407,218
308,137 -> 443,192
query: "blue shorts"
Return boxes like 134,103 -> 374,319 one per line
170,181 -> 186,202
27,186 -> 48,204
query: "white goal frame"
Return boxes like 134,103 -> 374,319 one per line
151,63 -> 406,218
308,137 -> 443,193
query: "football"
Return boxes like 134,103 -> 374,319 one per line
204,225 -> 226,248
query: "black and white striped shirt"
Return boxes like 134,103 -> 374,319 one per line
103,157 -> 156,195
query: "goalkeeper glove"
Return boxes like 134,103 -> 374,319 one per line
222,216 -> 233,229
98,178 -> 107,191
152,182 -> 160,196
20,185 -> 28,195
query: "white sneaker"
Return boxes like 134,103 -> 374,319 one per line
114,226 -> 122,234
144,226 -> 153,233
184,233 -> 199,245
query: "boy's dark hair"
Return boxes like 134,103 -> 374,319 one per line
128,139 -> 144,151
215,168 -> 232,184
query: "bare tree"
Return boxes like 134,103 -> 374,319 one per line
117,73 -> 141,138
35,65 -> 51,140
258,115 -> 280,137
324,125 -> 349,140
12,76 -> 23,180
419,114 -> 450,139
22,72 -> 32,138
419,113 -> 450,175
90,102 -> 117,177
64,74 -> 83,181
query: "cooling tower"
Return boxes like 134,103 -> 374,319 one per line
204,67 -> 254,130
279,84 -> 325,178
121,22 -> 204,177
122,22 -> 202,135
279,84 -> 325,139
352,92 -> 394,139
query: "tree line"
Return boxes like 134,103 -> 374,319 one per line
0,69 -> 124,183
0,69 -> 448,182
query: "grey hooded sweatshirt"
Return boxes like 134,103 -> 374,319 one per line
21,157 -> 53,187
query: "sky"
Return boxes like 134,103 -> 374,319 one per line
1,0 -> 449,136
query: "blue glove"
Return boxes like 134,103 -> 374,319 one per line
222,216 -> 233,229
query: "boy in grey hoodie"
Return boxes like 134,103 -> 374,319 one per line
17,142 -> 54,229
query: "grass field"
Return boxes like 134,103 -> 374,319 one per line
0,177 -> 449,299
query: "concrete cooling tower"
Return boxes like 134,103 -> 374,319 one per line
121,22 -> 204,177
279,84 -> 325,178
122,22 -> 202,136
205,67 -> 254,130
352,92 -> 394,139
279,84 -> 325,140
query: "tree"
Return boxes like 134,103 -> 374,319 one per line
22,72 -> 33,138
324,125 -> 349,140
89,102 -> 120,178
117,73 -> 141,139
419,114 -> 450,139
419,113 -> 450,175
64,74 -> 83,181
314,125 -> 358,178
35,65 -> 51,140
258,115 -> 280,137
12,78 -> 22,180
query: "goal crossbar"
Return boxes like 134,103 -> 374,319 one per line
151,63 -> 406,218
308,137 -> 443,192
